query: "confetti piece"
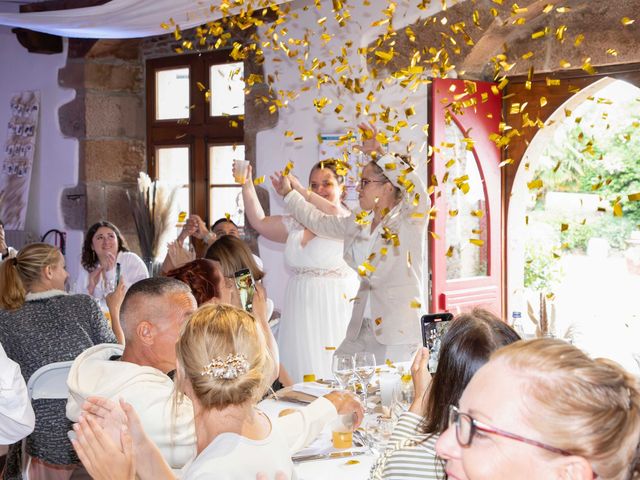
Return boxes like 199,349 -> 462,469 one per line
253,176 -> 265,185
224,213 -> 231,221
303,374 -> 316,382
446,246 -> 454,257
622,17 -> 635,26
410,300 -> 421,309
560,223 -> 569,232
345,460 -> 360,465
469,239 -> 485,247
375,317 -> 382,326
628,193 -> 640,201
282,161 -> 294,176
528,179 -> 544,190
324,346 -> 336,351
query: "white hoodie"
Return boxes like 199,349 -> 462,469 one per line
66,343 -> 196,469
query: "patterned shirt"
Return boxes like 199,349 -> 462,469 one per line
369,411 -> 445,480
0,290 -> 116,468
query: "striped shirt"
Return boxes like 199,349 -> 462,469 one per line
369,411 -> 445,480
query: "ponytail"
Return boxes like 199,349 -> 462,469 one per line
0,243 -> 59,310
0,256 -> 26,310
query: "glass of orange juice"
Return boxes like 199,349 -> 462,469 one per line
331,414 -> 355,449
233,159 -> 250,184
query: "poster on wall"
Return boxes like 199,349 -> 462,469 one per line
0,90 -> 40,230
319,132 -> 362,208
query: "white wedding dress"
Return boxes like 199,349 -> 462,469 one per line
277,216 -> 359,383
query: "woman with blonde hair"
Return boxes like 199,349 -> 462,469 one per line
72,303 -> 363,479
436,338 -> 640,480
0,243 -> 117,479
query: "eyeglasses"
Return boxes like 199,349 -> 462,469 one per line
448,405 -> 573,456
359,178 -> 387,188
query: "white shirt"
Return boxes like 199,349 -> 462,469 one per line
74,251 -> 149,299
0,342 -> 35,444
180,397 -> 336,479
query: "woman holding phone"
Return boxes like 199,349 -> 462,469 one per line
370,309 -> 520,480
75,221 -> 148,300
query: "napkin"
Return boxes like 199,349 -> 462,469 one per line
292,382 -> 335,397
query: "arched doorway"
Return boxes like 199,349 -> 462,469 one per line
507,77 -> 640,371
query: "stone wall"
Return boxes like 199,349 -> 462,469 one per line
57,29 -> 277,255
58,38 -> 145,251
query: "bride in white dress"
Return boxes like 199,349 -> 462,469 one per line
239,161 -> 359,382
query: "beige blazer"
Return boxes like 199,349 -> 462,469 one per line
284,158 -> 428,346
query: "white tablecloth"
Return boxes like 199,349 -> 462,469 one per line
259,398 -> 377,480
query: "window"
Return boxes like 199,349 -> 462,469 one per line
146,51 -> 246,229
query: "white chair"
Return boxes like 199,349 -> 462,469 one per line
22,361 -> 74,479
27,360 -> 73,400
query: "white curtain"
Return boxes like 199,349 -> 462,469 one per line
0,0 -> 290,39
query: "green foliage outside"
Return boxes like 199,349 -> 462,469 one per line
523,242 -> 564,293
530,91 -> 640,254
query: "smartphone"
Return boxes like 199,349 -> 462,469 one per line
234,268 -> 255,312
421,313 -> 454,373
115,262 -> 121,286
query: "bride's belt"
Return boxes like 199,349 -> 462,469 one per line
290,265 -> 352,278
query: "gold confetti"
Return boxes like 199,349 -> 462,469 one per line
253,176 -> 265,185
613,201 -> 623,217
469,238 -> 485,246
445,246 -> 454,257
622,17 -> 635,26
560,223 -> 569,232
324,346 -> 336,351
375,317 -> 382,326
224,212 -> 231,221
628,193 -> 640,201
528,179 -> 543,190
410,300 -> 422,309
345,460 -> 360,465
282,161 -> 294,176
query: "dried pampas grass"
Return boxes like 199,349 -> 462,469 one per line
127,172 -> 176,260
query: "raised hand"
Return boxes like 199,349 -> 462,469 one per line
103,252 -> 117,272
72,414 -> 135,480
354,122 -> 384,156
88,265 -> 104,296
270,171 -> 293,197
409,347 -> 432,414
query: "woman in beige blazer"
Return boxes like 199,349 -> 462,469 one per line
272,127 -> 429,364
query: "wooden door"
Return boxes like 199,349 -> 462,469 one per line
429,78 -> 503,316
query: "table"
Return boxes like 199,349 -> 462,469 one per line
259,398 -> 378,480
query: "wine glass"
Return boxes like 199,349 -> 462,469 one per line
332,353 -> 354,390
354,352 -> 376,410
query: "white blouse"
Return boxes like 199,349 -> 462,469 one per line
74,250 -> 149,299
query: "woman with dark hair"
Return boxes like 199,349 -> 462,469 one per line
272,123 -> 428,364
239,159 -> 359,382
75,221 -> 148,299
369,309 -> 521,480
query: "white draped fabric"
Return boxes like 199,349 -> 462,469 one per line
0,0 -> 289,39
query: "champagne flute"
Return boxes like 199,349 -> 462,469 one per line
332,353 -> 354,390
354,352 -> 376,410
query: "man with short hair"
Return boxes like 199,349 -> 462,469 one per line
66,277 -> 197,469
211,217 -> 240,238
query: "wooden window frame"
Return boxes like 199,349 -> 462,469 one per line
146,51 -> 245,225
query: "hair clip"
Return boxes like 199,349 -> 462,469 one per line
201,353 -> 249,380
